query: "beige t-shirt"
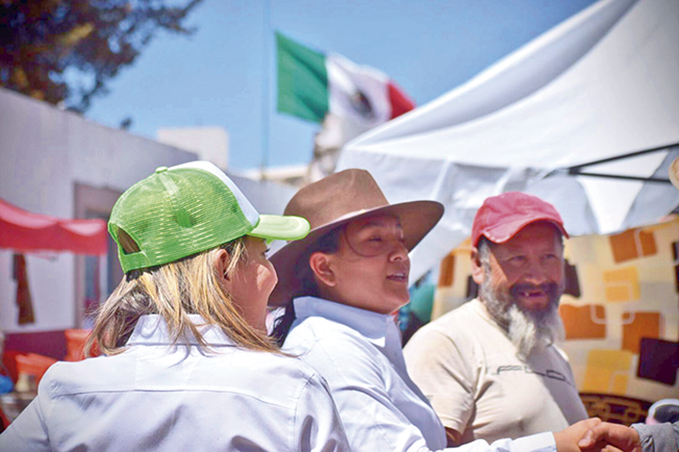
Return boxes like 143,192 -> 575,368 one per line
403,298 -> 588,444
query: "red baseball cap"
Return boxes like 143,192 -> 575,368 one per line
471,192 -> 568,247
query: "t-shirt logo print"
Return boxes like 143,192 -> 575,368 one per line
495,365 -> 576,387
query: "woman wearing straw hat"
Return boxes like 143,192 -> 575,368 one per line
0,161 -> 350,451
270,169 -> 605,452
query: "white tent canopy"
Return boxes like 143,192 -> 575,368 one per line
338,0 -> 679,281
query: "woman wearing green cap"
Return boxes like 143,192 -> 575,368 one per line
0,161 -> 350,451
269,169 -> 606,452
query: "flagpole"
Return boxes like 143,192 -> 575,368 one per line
259,0 -> 271,180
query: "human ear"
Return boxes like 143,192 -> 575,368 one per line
214,248 -> 232,283
309,252 -> 336,288
470,247 -> 485,285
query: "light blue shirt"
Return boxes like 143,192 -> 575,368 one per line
284,296 -> 557,452
0,315 -> 350,452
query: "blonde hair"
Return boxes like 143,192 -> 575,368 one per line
86,237 -> 279,356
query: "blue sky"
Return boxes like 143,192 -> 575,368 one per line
85,0 -> 597,170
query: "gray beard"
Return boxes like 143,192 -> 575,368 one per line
480,266 -> 565,359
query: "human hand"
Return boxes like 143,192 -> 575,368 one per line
553,418 -> 602,452
577,422 -> 641,452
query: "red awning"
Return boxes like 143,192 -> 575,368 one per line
0,198 -> 107,255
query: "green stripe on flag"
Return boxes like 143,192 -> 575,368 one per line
276,32 -> 328,123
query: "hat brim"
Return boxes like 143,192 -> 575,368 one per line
268,200 -> 443,307
248,214 -> 311,242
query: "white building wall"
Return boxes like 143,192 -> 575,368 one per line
0,89 -> 197,333
157,127 -> 229,170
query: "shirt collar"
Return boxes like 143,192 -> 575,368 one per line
470,298 -> 492,321
127,314 -> 237,347
293,296 -> 400,349
472,297 -> 510,332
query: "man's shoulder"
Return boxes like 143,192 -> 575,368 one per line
417,299 -> 485,335
404,300 -> 487,356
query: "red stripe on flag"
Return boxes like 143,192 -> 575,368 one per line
388,82 -> 415,119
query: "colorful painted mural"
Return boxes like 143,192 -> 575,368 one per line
432,216 -> 679,421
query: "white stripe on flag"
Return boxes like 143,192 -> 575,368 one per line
326,54 -> 392,128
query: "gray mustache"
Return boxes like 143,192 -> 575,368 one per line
510,283 -> 560,299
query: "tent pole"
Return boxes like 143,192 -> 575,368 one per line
544,141 -> 679,183
567,141 -> 679,172
567,172 -> 671,184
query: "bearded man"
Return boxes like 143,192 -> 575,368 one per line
404,192 -> 588,447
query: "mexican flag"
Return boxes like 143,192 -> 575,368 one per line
276,32 -> 415,127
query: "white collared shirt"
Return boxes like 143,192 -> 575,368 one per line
0,315 -> 350,452
284,296 -> 557,452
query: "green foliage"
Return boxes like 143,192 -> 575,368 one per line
0,0 -> 202,112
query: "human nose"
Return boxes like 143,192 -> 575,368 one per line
388,240 -> 409,262
522,259 -> 548,284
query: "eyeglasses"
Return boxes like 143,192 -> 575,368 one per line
344,218 -> 407,257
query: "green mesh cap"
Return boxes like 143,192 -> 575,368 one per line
109,161 -> 310,273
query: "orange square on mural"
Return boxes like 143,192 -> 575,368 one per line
603,267 -> 640,302
622,312 -> 662,354
438,253 -> 455,288
609,229 -> 657,263
560,304 -> 606,340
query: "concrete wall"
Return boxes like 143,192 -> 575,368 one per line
157,127 -> 229,170
0,89 -> 197,333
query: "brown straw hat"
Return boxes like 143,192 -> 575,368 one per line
268,169 -> 443,307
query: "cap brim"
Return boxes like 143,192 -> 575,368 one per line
248,214 -> 310,242
483,217 -> 568,245
268,200 -> 443,307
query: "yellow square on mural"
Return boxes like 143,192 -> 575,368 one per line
603,267 -> 640,302
582,349 -> 634,394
